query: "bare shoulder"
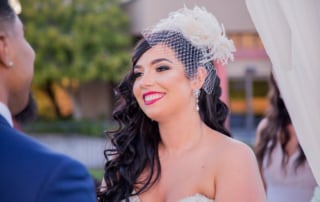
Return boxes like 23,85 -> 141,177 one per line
204,129 -> 253,157
217,135 -> 256,164
202,130 -> 257,171
208,132 -> 266,201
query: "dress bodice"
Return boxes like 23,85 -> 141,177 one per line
179,194 -> 214,202
124,193 -> 214,202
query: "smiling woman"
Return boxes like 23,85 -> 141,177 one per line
97,6 -> 266,202
132,43 -> 195,121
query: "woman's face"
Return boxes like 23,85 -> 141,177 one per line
133,44 -> 196,121
6,16 -> 35,115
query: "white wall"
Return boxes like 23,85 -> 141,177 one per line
123,0 -> 256,34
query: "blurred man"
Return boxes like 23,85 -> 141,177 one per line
0,0 -> 96,201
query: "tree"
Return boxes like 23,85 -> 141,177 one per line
21,0 -> 132,119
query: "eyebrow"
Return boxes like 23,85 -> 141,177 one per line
134,58 -> 173,69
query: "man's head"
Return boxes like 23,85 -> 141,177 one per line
0,0 -> 35,116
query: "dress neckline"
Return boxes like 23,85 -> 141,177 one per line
180,193 -> 214,201
127,193 -> 214,202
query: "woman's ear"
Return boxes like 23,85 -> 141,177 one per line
191,66 -> 207,89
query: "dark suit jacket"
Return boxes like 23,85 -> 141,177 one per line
0,115 -> 97,202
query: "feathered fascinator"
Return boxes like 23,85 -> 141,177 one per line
9,0 -> 22,14
141,6 -> 235,94
145,6 -> 235,65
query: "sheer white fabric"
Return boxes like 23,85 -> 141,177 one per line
245,1 -> 320,201
245,0 -> 320,185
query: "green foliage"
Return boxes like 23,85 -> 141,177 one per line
24,119 -> 117,137
21,0 -> 133,86
89,168 -> 104,182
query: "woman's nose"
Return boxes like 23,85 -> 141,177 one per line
139,72 -> 154,87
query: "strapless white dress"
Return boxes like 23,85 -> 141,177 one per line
124,193 -> 214,202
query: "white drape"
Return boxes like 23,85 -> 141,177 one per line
245,0 -> 320,185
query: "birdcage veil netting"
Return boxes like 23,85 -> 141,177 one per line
141,6 -> 235,94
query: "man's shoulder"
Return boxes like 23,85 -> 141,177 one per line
0,125 -> 92,188
0,125 -> 82,169
0,125 -> 50,154
0,127 -> 96,202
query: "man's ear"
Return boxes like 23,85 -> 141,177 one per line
0,32 -> 8,67
191,66 -> 207,89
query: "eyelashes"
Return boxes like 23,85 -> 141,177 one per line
133,65 -> 171,79
156,65 -> 170,72
133,72 -> 143,79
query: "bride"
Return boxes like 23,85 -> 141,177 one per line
97,6 -> 266,202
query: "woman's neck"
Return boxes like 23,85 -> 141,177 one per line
157,110 -> 206,154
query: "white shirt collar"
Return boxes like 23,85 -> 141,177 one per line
0,102 -> 13,127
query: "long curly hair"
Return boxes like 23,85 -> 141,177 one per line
255,74 -> 306,172
97,31 -> 230,202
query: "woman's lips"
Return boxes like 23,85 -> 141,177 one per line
143,92 -> 165,105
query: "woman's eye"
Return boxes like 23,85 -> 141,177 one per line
156,65 -> 170,72
133,72 -> 143,79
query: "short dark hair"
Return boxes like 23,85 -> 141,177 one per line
0,0 -> 16,32
14,93 -> 38,124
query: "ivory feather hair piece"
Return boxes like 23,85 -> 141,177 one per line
141,6 -> 235,94
149,6 -> 235,65
9,0 -> 22,14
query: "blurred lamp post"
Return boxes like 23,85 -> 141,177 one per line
245,66 -> 255,135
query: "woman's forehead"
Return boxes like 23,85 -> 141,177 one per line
134,43 -> 185,71
140,44 -> 178,62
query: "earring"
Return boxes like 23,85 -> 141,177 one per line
8,61 -> 13,68
193,89 -> 200,111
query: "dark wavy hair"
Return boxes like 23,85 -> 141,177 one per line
255,74 -> 306,172
97,31 -> 230,202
